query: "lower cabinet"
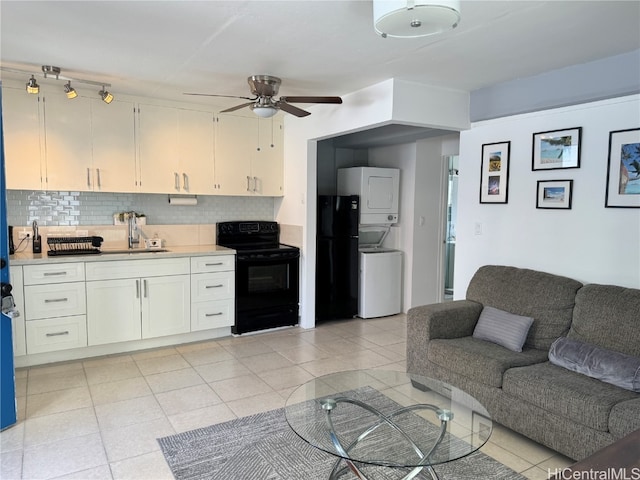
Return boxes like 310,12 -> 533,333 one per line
85,258 -> 191,346
190,255 -> 235,331
25,315 -> 87,354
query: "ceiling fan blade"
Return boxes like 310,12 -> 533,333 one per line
183,93 -> 256,101
220,102 -> 256,113
280,96 -> 342,104
277,101 -> 311,117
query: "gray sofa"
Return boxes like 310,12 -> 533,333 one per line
406,265 -> 640,461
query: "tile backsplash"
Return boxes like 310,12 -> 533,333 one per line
6,190 -> 275,227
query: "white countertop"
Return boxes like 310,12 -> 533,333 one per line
9,244 -> 235,266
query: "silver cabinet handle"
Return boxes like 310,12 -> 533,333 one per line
253,176 -> 258,193
46,331 -> 69,337
246,176 -> 251,192
87,168 -> 91,188
143,279 -> 148,298
205,262 -> 223,266
174,172 -> 180,191
182,173 -> 189,192
44,298 -> 68,303
136,279 -> 140,299
44,271 -> 67,276
205,312 -> 223,317
205,284 -> 224,289
96,168 -> 101,188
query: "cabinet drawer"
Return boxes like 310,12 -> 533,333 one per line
26,315 -> 87,354
191,255 -> 235,273
191,272 -> 234,302
24,262 -> 85,285
86,257 -> 190,280
191,300 -> 234,331
25,283 -> 86,320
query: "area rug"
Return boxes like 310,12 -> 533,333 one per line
158,388 -> 526,480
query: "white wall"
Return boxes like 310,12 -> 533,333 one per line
277,79 -> 469,328
455,95 -> 640,297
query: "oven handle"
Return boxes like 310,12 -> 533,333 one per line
236,252 -> 300,263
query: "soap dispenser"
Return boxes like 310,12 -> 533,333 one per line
32,220 -> 42,254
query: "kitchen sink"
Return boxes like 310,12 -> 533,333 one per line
100,248 -> 170,255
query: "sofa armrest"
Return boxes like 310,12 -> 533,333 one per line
406,300 -> 483,375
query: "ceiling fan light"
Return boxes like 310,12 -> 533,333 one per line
64,81 -> 78,99
251,104 -> 278,118
26,75 -> 39,94
99,87 -> 114,104
373,0 -> 461,38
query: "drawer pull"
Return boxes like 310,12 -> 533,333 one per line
43,271 -> 67,276
205,284 -> 224,289
44,297 -> 68,303
205,262 -> 224,266
205,312 -> 223,317
46,331 -> 70,337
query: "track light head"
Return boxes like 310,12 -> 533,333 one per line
64,81 -> 78,99
99,86 -> 114,104
26,75 -> 39,94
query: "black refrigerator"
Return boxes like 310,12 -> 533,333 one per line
316,195 -> 359,321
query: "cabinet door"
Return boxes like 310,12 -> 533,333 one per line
141,275 -> 190,338
2,86 -> 45,190
43,94 -> 93,191
177,108 -> 215,194
137,103 -> 179,193
86,279 -> 142,345
91,99 -> 137,192
214,114 -> 255,195
253,116 -> 284,196
9,266 -> 26,357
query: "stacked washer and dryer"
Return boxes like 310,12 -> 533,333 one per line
337,167 -> 402,319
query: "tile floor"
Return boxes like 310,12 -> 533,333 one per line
1,314 -> 574,479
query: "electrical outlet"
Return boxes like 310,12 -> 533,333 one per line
18,230 -> 30,239
76,230 -> 89,237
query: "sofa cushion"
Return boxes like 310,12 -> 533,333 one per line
568,283 -> 640,358
427,337 -> 549,388
609,398 -> 640,438
466,265 -> 582,350
502,362 -> 639,432
549,337 -> 640,392
473,306 -> 533,352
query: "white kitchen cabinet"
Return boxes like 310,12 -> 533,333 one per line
214,114 -> 283,196
190,255 -> 235,331
85,258 -> 190,346
9,266 -> 26,357
25,315 -> 87,354
137,103 -> 215,194
2,86 -> 45,190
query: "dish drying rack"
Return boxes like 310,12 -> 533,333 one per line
47,236 -> 104,256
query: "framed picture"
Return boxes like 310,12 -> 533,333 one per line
532,127 -> 582,170
480,141 -> 510,204
536,180 -> 573,209
605,128 -> 640,208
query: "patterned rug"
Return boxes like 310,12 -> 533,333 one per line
158,388 -> 526,480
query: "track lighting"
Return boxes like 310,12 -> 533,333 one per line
64,81 -> 78,99
99,86 -> 114,104
26,75 -> 39,94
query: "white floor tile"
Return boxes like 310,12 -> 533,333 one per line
24,407 -> 98,448
155,383 -> 222,416
110,450 -> 174,480
94,395 -> 164,431
101,417 -> 175,462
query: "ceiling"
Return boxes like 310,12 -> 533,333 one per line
1,1 -> 638,147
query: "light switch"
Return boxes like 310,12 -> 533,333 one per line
474,222 -> 483,235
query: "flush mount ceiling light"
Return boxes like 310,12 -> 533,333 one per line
99,86 -> 114,104
26,75 -> 40,94
373,0 -> 461,38
250,104 -> 278,118
64,81 -> 78,99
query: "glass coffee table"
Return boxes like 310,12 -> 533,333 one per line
284,370 -> 492,480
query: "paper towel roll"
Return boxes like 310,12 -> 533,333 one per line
168,195 -> 197,206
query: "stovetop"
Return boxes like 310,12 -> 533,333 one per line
216,221 -> 298,254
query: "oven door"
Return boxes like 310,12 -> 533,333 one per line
235,250 -> 300,313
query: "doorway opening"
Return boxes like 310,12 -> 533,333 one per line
444,155 -> 458,300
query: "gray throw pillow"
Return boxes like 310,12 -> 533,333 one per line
549,337 -> 640,392
472,306 -> 534,352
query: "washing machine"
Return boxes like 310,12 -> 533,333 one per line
358,226 -> 402,319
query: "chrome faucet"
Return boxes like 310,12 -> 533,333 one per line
127,212 -> 139,249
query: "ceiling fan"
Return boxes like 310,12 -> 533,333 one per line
184,75 -> 342,118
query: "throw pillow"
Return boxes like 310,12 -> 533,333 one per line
549,337 -> 640,393
472,306 -> 534,352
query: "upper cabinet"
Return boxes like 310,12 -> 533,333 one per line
214,114 -> 283,196
2,81 -> 282,196
137,103 -> 215,195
